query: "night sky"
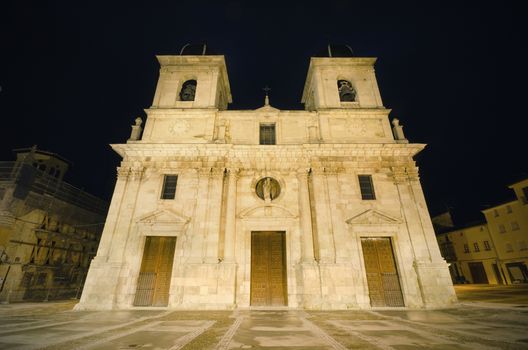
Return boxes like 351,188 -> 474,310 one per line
1,2 -> 525,225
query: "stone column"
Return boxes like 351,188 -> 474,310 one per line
188,168 -> 211,263
76,165 -> 143,310
325,169 -> 349,263
108,166 -> 144,262
310,167 -> 336,263
96,166 -> 134,259
406,167 -> 443,262
223,168 -> 238,262
204,168 -> 225,263
297,169 -> 315,262
393,166 -> 457,307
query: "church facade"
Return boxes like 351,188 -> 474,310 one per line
77,53 -> 457,310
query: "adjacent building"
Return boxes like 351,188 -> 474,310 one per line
481,179 -> 528,284
0,147 -> 108,302
435,178 -> 528,285
77,48 -> 456,310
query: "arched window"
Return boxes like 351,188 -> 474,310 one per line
337,80 -> 356,102
179,79 -> 197,101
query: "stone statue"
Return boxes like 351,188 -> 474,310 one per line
256,177 -> 281,201
128,117 -> 143,141
180,80 -> 197,101
263,177 -> 272,200
337,80 -> 356,102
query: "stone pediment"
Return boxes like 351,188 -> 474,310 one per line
346,209 -> 401,225
136,209 -> 190,235
255,103 -> 280,113
238,204 -> 297,219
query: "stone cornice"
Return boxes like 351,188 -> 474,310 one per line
111,143 -> 426,159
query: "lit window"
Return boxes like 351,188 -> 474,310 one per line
259,124 -> 276,145
506,205 -> 512,213
505,243 -> 513,252
511,222 -> 520,231
358,175 -> 376,200
463,244 -> 469,253
483,241 -> 491,251
473,242 -> 480,252
498,224 -> 506,233
161,175 -> 178,200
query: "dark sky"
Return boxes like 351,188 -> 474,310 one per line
1,1 -> 525,224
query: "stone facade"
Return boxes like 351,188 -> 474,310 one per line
77,54 -> 456,310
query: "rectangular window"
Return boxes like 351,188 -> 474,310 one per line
498,224 -> 506,233
511,221 -> 520,231
505,243 -> 513,252
259,124 -> 276,145
473,242 -> 480,252
161,175 -> 178,199
519,241 -> 527,251
463,244 -> 469,253
483,241 -> 491,251
358,175 -> 376,200
522,186 -> 528,204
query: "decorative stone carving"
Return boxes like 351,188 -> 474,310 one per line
128,117 -> 143,141
391,118 -> 408,143
346,209 -> 401,225
168,120 -> 190,135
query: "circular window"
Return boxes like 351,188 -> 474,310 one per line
255,177 -> 281,201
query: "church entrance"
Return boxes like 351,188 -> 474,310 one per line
133,236 -> 176,307
250,231 -> 287,306
361,237 -> 404,307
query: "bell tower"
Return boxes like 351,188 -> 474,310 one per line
151,50 -> 232,110
301,54 -> 384,111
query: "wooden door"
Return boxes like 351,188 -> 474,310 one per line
361,237 -> 404,307
133,236 -> 176,307
250,231 -> 287,306
468,262 -> 489,284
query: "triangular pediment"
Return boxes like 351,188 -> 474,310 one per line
238,204 -> 297,219
346,209 -> 401,225
136,208 -> 190,224
255,104 -> 280,112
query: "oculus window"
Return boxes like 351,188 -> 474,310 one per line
161,175 -> 178,199
358,175 -> 376,200
259,123 -> 276,145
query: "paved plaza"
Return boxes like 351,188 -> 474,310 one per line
0,285 -> 527,349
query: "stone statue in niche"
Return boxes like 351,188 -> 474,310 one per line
179,80 -> 197,101
256,177 -> 281,201
337,80 -> 356,102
